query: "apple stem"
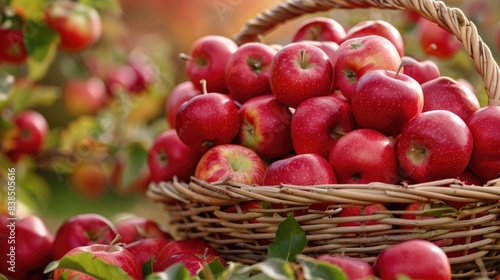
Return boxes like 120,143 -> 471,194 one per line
178,53 -> 193,61
300,49 -> 306,69
395,59 -> 407,79
200,79 -> 208,94
107,234 -> 122,252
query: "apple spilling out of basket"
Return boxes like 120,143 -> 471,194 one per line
147,12 -> 500,280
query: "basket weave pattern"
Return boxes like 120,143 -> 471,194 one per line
148,0 -> 500,278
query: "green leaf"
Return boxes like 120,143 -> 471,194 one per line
120,142 -> 148,189
267,214 -> 307,262
142,258 -> 153,278
258,259 -> 295,280
198,258 -> 226,279
218,262 -> 252,280
297,255 -> 348,280
145,263 -> 195,280
24,21 -> 60,81
44,260 -> 60,274
10,0 -> 49,20
56,251 -> 134,280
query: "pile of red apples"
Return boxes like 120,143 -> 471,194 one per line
155,16 -> 500,191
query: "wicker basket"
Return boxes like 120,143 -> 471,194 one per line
148,0 -> 500,278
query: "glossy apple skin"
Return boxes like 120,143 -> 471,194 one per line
343,20 -> 404,57
6,110 -> 49,162
466,106 -> 500,180
115,217 -> 172,244
397,110 -> 473,183
373,239 -> 451,280
333,35 -> 401,101
352,69 -> 424,136
148,129 -> 202,183
52,213 -> 118,260
195,144 -> 267,185
237,95 -> 293,159
63,77 -> 107,116
165,81 -> 201,129
292,17 -> 346,44
291,95 -> 356,159
124,237 -> 171,266
269,42 -> 333,108
421,76 -> 480,121
153,238 -> 226,274
316,255 -> 375,279
263,153 -> 337,186
0,29 -> 28,64
0,215 -> 54,280
52,244 -> 143,280
175,93 -> 240,152
402,56 -> 441,84
46,1 -> 102,52
225,42 -> 277,104
329,129 -> 399,184
185,35 -> 238,93
416,17 -> 461,59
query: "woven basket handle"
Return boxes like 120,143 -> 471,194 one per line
232,0 -> 500,107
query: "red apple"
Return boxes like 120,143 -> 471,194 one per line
0,215 -> 53,280
373,239 -> 451,280
115,216 -> 172,244
63,77 -> 107,116
329,129 -> 399,184
69,162 -> 109,200
397,110 -> 473,183
222,200 -> 272,224
291,95 -> 356,159
316,255 -> 375,279
237,95 -> 293,159
104,64 -> 140,97
336,203 -> 390,227
402,56 -> 441,84
52,237 -> 143,280
399,202 -> 438,230
225,42 -> 277,104
165,81 -> 201,129
343,20 -> 404,57
0,29 -> 28,64
263,153 -> 337,186
46,0 -> 102,52
301,40 -> 339,65
175,90 -> 240,152
195,144 -> 267,185
415,17 -> 461,59
333,35 -> 402,101
153,239 -> 226,275
292,17 -> 346,44
123,237 -> 171,266
127,51 -> 159,93
148,129 -> 202,183
351,68 -> 424,136
4,110 -> 49,162
466,106 -> 500,180
182,35 -> 238,93
269,42 -> 333,108
421,76 -> 480,121
52,213 -> 118,260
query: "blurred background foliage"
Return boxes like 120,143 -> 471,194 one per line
0,0 -> 499,232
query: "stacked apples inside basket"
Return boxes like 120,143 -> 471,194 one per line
148,16 -> 500,279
